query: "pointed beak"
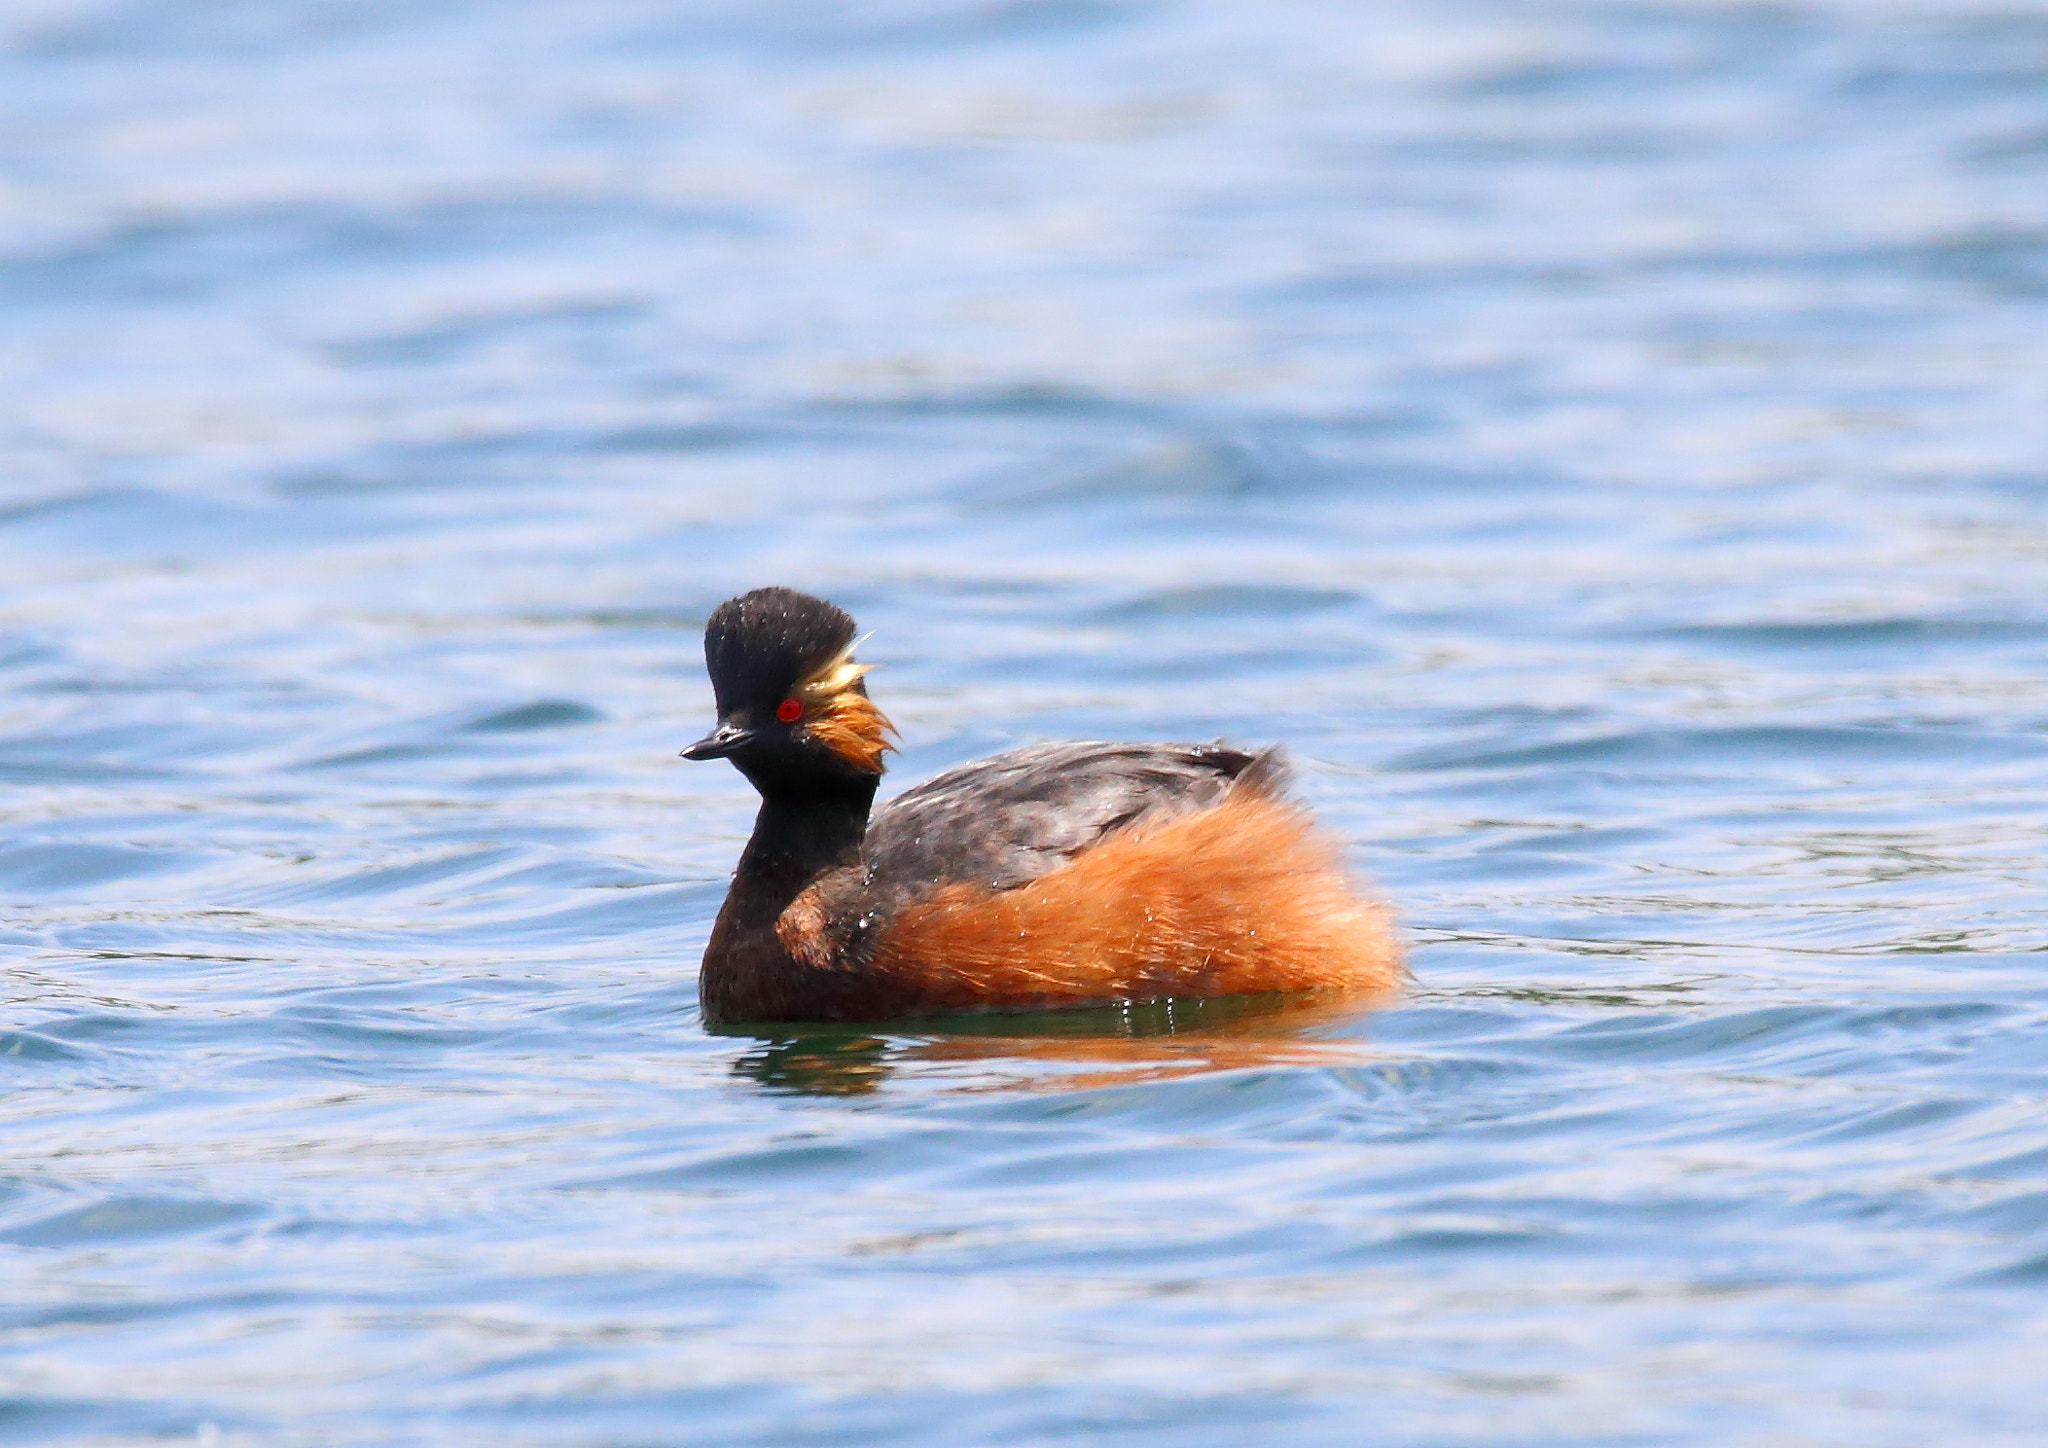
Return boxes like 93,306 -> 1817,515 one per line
680,722 -> 757,761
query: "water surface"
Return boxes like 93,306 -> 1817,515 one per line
4,1 -> 2048,1443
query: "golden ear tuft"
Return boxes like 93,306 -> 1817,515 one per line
795,644 -> 897,773
796,656 -> 874,702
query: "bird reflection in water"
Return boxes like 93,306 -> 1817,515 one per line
719,990 -> 1386,1097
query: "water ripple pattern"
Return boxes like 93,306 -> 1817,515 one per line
4,1 -> 2048,1444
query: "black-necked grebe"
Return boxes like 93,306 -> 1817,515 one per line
682,587 -> 1401,1024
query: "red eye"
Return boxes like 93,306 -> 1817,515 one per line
775,697 -> 803,723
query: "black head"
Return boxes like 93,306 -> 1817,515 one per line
682,587 -> 894,793
701,587 -> 856,718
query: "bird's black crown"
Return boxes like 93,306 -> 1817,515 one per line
704,587 -> 857,713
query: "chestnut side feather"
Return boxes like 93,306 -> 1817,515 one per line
860,788 -> 1400,1012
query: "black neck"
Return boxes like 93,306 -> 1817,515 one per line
736,777 -> 879,890
699,773 -> 879,1026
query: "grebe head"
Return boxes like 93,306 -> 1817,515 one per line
682,587 -> 896,791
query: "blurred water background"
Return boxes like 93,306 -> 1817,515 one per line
4,0 -> 2048,1443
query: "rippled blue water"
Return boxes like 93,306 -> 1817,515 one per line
5,1 -> 2048,1442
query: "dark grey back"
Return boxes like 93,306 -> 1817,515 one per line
861,741 -> 1282,897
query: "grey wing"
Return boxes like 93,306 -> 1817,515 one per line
860,740 -> 1285,897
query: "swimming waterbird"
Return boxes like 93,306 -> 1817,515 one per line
682,587 -> 1400,1024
